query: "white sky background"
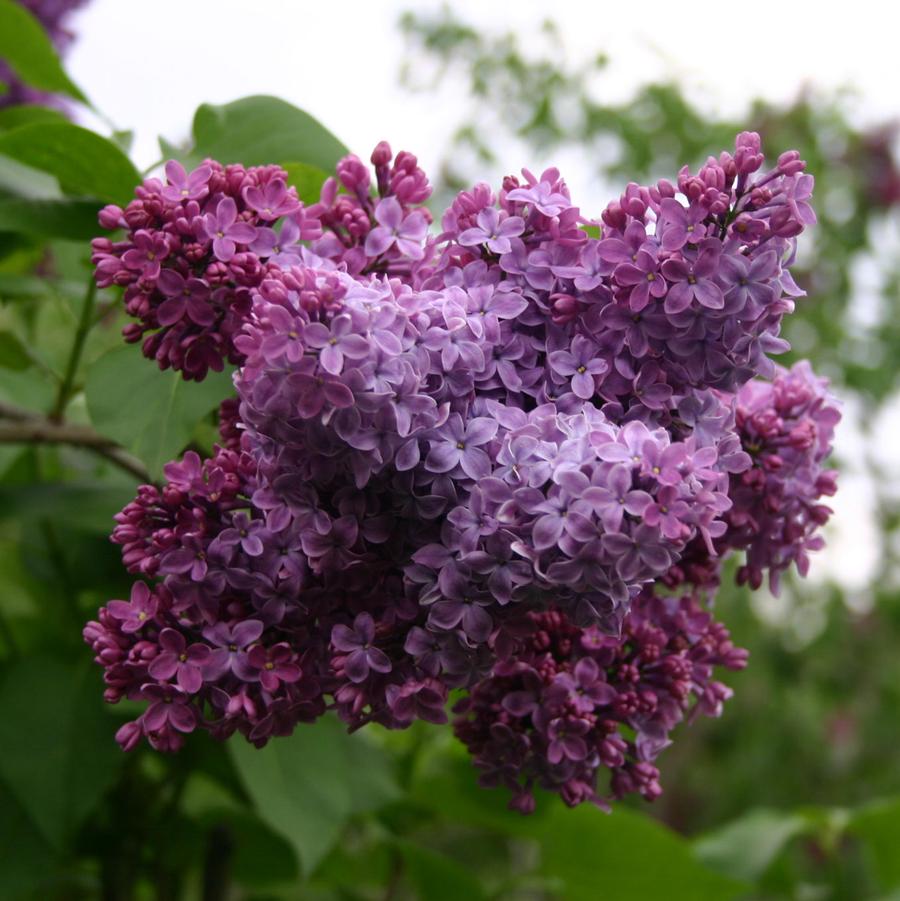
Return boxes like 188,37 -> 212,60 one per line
63,0 -> 900,614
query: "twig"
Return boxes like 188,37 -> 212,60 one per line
0,411 -> 150,483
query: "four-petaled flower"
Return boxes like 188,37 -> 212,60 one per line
148,628 -> 211,693
201,197 -> 258,262
425,414 -> 498,480
332,613 -> 392,682
548,335 -> 609,399
364,197 -> 428,260
459,208 -> 525,254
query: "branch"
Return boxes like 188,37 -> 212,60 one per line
0,402 -> 151,483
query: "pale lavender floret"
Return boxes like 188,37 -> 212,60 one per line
507,177 -> 571,216
716,249 -> 778,316
242,178 -> 299,220
201,197 -> 258,262
613,249 -> 667,312
303,314 -> 372,374
365,197 -> 428,259
255,216 -> 306,267
548,335 -> 609,399
458,208 -> 525,254
661,248 -> 725,313
425,414 -> 498,480
657,198 -> 708,251
161,161 -> 212,203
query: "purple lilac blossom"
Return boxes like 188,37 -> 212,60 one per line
86,132 -> 838,812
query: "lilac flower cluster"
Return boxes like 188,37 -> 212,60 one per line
1,1 -> 89,109
91,159 -> 322,379
454,593 -> 747,812
725,361 -> 840,592
86,132 -> 839,810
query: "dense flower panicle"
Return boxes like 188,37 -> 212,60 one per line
87,132 -> 838,810
453,593 -> 747,810
726,361 -> 840,592
1,0 -> 89,109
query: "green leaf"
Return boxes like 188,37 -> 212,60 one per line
191,96 -> 348,170
0,123 -> 140,205
0,330 -> 31,369
398,841 -> 488,901
85,345 -> 234,477
412,754 -> 744,899
533,805 -> 748,901
282,161 -> 330,205
0,197 -> 100,240
0,0 -> 87,102
0,152 -> 61,200
849,797 -> 900,890
0,782 -> 59,898
693,808 -> 810,882
0,481 -> 136,533
0,104 -> 68,131
0,656 -> 122,849
229,716 -> 400,876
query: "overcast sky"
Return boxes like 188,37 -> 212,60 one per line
67,0 -> 898,174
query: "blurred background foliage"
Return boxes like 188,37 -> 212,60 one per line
1,2 -> 900,899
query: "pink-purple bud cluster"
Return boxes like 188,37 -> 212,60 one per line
91,160 -> 322,380
454,594 -> 748,812
85,133 -> 840,811
726,361 -> 840,592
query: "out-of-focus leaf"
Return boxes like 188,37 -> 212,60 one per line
533,804 -> 748,901
0,330 -> 31,369
229,715 -> 400,876
0,0 -> 87,102
0,197 -> 100,240
0,481 -> 135,533
0,782 -> 59,898
0,104 -> 68,130
85,345 -> 233,477
111,129 -> 134,154
0,273 -> 53,299
191,96 -> 347,170
848,797 -> 900,890
158,135 -> 186,164
398,840 -> 488,901
0,123 -> 140,205
414,756 -> 745,901
0,152 -> 61,200
225,812 -> 301,887
693,808 -> 810,882
282,161 -> 330,205
0,656 -> 123,849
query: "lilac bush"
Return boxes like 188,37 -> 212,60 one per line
85,133 -> 841,811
